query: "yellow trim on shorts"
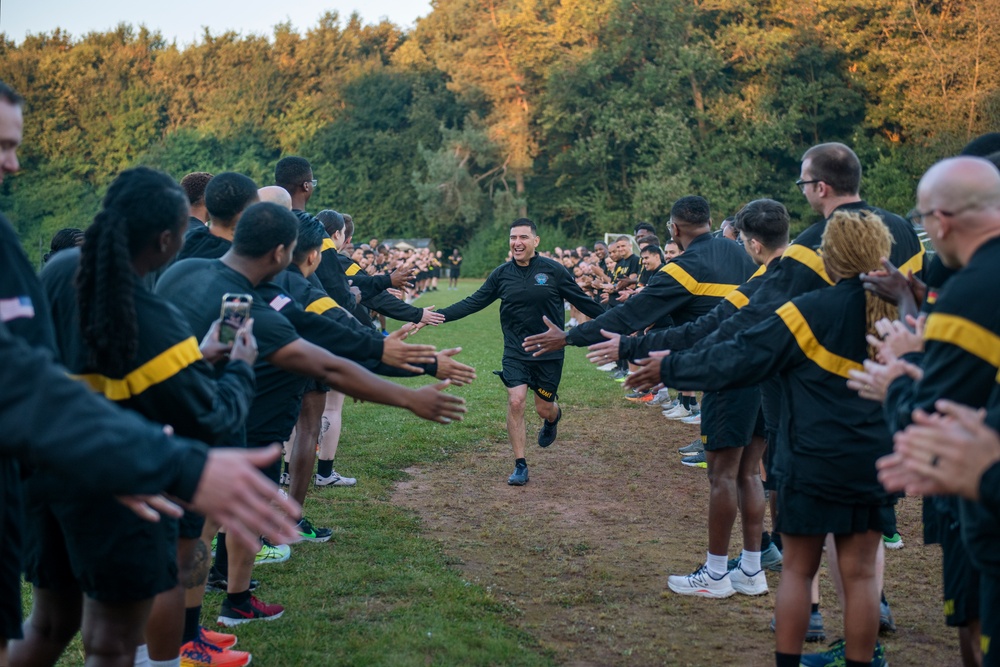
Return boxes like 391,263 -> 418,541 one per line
776,302 -> 863,379
73,336 -> 203,401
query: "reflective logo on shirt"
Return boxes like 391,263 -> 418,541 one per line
535,273 -> 550,285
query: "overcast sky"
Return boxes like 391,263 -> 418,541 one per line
1,0 -> 431,45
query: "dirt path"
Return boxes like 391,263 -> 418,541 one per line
393,403 -> 955,666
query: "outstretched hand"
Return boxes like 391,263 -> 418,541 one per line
407,380 -> 468,423
623,357 -> 664,393
382,325 -> 437,373
522,316 -> 568,356
585,329 -> 622,365
420,306 -> 445,326
434,347 -> 477,386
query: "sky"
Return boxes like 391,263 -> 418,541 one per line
1,0 -> 432,45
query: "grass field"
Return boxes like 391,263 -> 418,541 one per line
25,278 -> 955,666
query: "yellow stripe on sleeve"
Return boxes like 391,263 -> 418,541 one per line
660,263 -> 740,297
725,290 -> 750,309
776,302 -> 863,379
73,336 -> 203,401
782,244 -> 833,285
897,245 -> 926,278
321,238 -> 337,252
345,263 -> 362,277
924,313 -> 1000,368
306,296 -> 339,315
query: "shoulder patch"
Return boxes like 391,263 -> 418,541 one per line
269,294 -> 293,311
0,296 -> 35,322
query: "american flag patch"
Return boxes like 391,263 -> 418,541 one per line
0,296 -> 35,322
269,294 -> 292,311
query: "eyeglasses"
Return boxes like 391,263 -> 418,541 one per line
907,206 -> 974,227
795,179 -> 822,192
306,179 -> 318,189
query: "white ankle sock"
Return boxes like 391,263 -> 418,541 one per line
134,645 -> 151,667
149,659 -> 181,667
741,549 -> 761,573
706,552 -> 728,578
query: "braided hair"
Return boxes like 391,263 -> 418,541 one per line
76,167 -> 188,376
819,209 -> 898,359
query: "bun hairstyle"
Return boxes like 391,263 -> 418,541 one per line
820,209 -> 898,359
76,167 -> 187,376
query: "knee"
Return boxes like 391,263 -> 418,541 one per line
25,597 -> 80,645
508,397 -> 527,415
180,540 -> 211,590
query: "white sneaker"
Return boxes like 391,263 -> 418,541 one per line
680,413 -> 702,425
650,390 -> 674,406
662,405 -> 692,419
315,470 -> 358,487
597,362 -> 617,372
667,565 -> 735,598
730,566 -> 769,595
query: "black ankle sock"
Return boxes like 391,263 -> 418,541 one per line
811,603 -> 820,613
317,458 -> 334,478
761,531 -> 772,550
515,458 -> 527,468
775,652 -> 801,667
182,606 -> 201,643
846,660 -> 869,667
772,533 -> 783,551
214,533 -> 229,577
228,589 -> 252,606
880,590 -> 887,604
681,395 -> 691,409
283,459 -> 290,475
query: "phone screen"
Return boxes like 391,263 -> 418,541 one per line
220,293 -> 253,345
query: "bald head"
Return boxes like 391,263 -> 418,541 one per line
917,157 -> 1000,268
918,157 -> 1000,215
257,185 -> 293,210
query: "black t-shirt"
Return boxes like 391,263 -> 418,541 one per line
0,213 -> 57,356
156,259 -> 302,443
178,224 -> 232,261
438,255 -> 606,361
613,254 -> 641,281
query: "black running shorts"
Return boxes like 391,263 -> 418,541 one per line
775,485 -> 896,537
24,497 -> 178,603
942,518 -> 980,627
700,386 -> 762,452
1,461 -> 24,640
982,572 -> 999,666
494,356 -> 563,403
248,440 -> 284,484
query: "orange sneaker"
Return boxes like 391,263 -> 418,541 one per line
199,626 -> 238,649
180,636 -> 251,667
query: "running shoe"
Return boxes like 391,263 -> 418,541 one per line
662,405 -> 692,419
761,542 -> 783,571
254,540 -> 290,565
538,407 -> 561,447
180,633 -> 251,666
650,391 -> 674,406
678,439 -> 704,455
729,565 -> 768,595
296,517 -> 333,543
278,472 -> 290,487
597,362 -> 617,372
680,413 -> 701,425
625,391 -> 653,403
199,627 -> 237,649
314,470 -> 357,487
613,371 -> 630,382
882,532 -> 904,550
217,595 -> 284,627
879,599 -> 896,634
800,639 -> 886,666
507,462 -> 528,486
206,566 -> 258,593
666,565 -> 735,598
768,610 -> 825,642
681,451 -> 707,468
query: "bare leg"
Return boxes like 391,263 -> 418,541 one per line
9,587 -> 81,667
80,597 -> 153,667
832,531 -> 882,663
774,534 -> 826,654
736,436 -> 767,553
533,394 -> 558,423
506,385 -> 529,460
705,448 -> 743,559
184,520 -> 217,612
958,621 -> 983,667
145,537 -> 200,660
319,392 -> 345,461
290,391 -> 325,507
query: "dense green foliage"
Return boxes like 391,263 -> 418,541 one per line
2,1 -> 997,271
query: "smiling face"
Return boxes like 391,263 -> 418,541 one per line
509,225 -> 540,266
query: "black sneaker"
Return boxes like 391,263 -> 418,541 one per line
296,517 -> 333,543
538,407 -> 562,447
508,463 -> 529,486
206,566 -> 258,593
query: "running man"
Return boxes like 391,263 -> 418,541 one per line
437,219 -> 605,485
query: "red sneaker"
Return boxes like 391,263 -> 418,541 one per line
217,595 -> 284,626
199,626 -> 237,649
180,635 -> 251,667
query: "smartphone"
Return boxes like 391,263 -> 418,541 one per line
219,293 -> 253,345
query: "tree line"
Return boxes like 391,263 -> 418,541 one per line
1,0 -> 996,274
